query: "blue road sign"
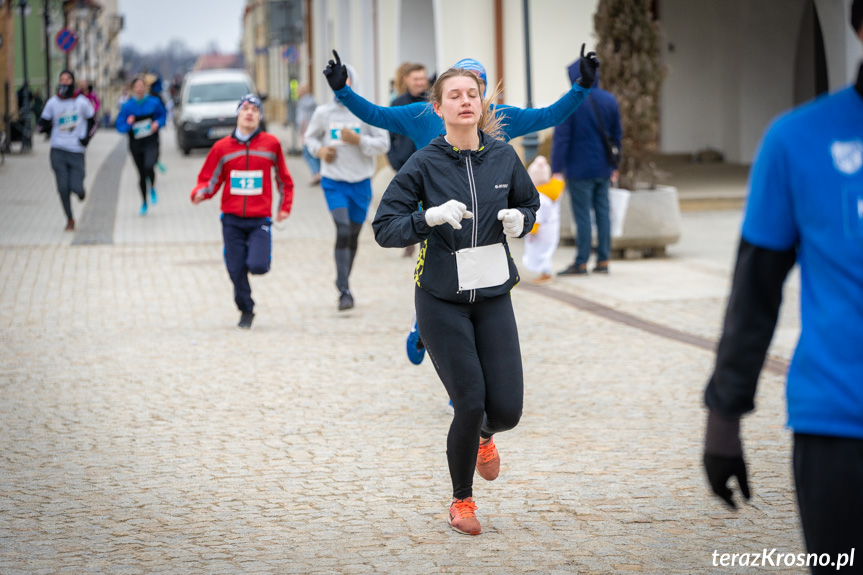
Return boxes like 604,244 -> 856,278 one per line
55,28 -> 77,53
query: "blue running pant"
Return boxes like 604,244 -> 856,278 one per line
221,213 -> 272,313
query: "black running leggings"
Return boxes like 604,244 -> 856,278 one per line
130,139 -> 159,204
793,433 -> 863,574
415,287 -> 524,499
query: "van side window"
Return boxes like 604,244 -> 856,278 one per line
188,82 -> 251,104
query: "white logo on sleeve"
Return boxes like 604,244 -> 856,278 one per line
831,140 -> 863,175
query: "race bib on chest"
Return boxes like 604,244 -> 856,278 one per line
329,122 -> 360,144
132,119 -> 153,139
58,112 -> 79,132
230,170 -> 264,195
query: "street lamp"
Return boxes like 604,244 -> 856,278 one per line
17,0 -> 32,152
43,0 -> 51,100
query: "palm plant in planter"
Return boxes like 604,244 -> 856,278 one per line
593,0 -> 681,256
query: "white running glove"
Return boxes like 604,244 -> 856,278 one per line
497,209 -> 524,237
424,200 -> 474,230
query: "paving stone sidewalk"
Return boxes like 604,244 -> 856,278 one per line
0,126 -> 806,574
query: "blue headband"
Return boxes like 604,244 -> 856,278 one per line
237,94 -> 262,114
454,58 -> 488,96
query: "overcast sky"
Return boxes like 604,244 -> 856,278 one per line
117,0 -> 246,54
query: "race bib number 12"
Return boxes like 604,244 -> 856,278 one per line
230,170 -> 264,195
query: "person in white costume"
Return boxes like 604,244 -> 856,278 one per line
521,156 -> 564,284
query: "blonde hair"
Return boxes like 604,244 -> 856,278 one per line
430,68 -> 504,141
392,62 -> 413,96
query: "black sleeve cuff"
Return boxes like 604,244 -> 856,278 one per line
705,410 -> 742,456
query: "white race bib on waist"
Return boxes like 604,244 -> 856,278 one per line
455,243 -> 510,291
230,170 -> 264,196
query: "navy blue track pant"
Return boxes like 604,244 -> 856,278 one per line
221,213 -> 272,313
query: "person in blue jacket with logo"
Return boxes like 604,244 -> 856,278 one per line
324,46 -> 598,366
703,2 -> 863,571
116,75 -> 167,215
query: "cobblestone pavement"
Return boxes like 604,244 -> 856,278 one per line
0,125 -> 806,574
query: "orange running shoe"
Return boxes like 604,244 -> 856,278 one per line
449,497 -> 481,535
476,437 -> 500,481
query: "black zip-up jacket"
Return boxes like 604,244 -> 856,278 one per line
373,131 -> 539,303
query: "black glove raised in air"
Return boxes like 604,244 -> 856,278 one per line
576,43 -> 599,89
323,50 -> 348,92
703,410 -> 751,509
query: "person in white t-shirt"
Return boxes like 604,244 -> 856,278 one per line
38,70 -> 96,231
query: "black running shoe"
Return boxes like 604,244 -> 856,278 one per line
238,310 -> 255,329
592,260 -> 610,274
558,262 -> 589,276
338,290 -> 354,311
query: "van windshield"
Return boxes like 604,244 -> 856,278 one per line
187,82 -> 250,104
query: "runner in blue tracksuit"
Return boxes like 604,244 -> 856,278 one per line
323,46 -> 599,365
116,75 -> 167,216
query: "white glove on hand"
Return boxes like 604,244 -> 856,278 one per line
424,200 -> 474,230
497,209 -> 524,237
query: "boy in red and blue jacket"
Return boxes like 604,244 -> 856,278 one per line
191,94 -> 294,329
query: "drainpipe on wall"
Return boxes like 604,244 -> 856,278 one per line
305,0 -> 313,92
372,0 -> 378,104
494,0 -> 503,102
521,0 -> 538,164
43,1 -> 50,101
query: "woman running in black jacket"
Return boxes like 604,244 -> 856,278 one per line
372,68 -> 539,536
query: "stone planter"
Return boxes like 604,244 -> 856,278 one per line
560,184 -> 682,258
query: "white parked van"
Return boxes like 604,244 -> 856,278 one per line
174,69 -> 265,154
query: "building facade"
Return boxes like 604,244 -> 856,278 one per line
63,0 -> 124,123
243,0 -> 863,165
2,0 -> 123,139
